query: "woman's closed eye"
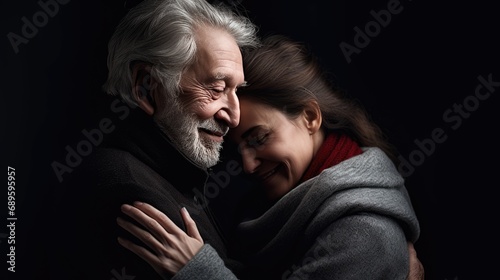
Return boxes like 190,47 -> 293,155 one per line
247,133 -> 268,147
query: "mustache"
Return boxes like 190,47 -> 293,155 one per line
198,119 -> 229,136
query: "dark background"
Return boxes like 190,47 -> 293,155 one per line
2,0 -> 498,279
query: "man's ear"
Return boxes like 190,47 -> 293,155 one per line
303,100 -> 322,135
131,62 -> 156,115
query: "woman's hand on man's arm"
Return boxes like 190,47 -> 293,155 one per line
116,202 -> 204,279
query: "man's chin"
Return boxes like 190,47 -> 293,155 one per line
201,143 -> 223,167
187,138 -> 222,169
156,116 -> 222,168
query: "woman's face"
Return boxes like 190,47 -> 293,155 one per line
228,98 -> 320,200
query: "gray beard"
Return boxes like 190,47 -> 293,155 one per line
154,97 -> 226,170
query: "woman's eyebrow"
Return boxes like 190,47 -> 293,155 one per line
241,126 -> 262,139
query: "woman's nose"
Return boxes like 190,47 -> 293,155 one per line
241,148 -> 260,174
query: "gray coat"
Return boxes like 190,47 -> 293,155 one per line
175,147 -> 420,279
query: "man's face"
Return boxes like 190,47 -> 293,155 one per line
155,26 -> 245,169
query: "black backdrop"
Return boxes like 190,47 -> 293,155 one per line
2,0 -> 499,279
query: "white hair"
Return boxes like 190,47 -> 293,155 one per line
103,0 -> 260,106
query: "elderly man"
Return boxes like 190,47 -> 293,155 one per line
52,0 -> 423,279
53,0 -> 258,279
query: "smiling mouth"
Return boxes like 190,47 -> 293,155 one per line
200,128 -> 225,137
259,165 -> 281,182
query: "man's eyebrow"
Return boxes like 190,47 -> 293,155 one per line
238,81 -> 248,88
212,72 -> 246,87
214,72 -> 226,80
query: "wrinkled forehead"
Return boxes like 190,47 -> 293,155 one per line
195,27 -> 243,67
182,27 -> 244,89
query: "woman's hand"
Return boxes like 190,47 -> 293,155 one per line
116,202 -> 204,278
407,242 -> 425,280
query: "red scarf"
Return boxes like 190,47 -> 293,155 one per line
300,133 -> 363,183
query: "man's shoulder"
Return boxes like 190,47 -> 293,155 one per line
51,145 -> 172,280
58,144 -> 170,199
90,145 -> 142,175
55,143 -> 181,215
73,145 -> 143,181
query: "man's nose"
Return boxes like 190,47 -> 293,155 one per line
215,89 -> 240,128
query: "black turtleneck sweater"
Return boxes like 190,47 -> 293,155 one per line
51,108 -> 241,279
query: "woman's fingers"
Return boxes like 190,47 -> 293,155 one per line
125,203 -> 204,249
117,236 -> 159,266
128,202 -> 185,236
116,216 -> 167,255
407,242 -> 424,280
116,203 -> 205,276
118,203 -> 202,251
117,236 -> 175,279
120,204 -> 173,245
181,207 -> 203,242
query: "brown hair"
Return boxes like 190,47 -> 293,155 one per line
238,35 -> 399,164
